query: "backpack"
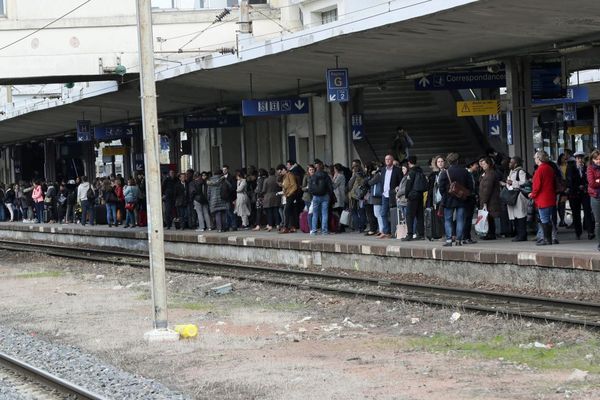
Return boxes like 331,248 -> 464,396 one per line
411,170 -> 427,193
309,174 -> 328,196
86,187 -> 95,202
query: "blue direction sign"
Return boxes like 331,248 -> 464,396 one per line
531,86 -> 589,106
488,114 -> 501,136
242,98 -> 309,117
94,125 -> 136,141
415,70 -> 506,90
76,120 -> 92,142
327,68 -> 350,103
351,114 -> 364,141
563,104 -> 577,122
184,114 -> 242,129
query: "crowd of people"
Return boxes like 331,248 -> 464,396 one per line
2,144 -> 599,252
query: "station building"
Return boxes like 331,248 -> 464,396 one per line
1,0 -> 600,183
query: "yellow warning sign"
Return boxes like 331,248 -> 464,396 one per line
456,100 -> 501,117
102,146 -> 128,156
567,126 -> 592,135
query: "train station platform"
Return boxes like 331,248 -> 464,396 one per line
0,222 -> 598,296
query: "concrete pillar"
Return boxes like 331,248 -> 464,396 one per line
43,141 -> 57,182
505,57 -> 534,171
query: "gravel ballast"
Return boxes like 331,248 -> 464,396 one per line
0,326 -> 188,400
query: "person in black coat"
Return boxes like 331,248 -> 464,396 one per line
161,169 -> 178,229
438,153 -> 474,246
377,154 -> 402,238
401,156 -> 425,241
566,152 -> 595,240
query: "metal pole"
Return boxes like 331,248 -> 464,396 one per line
135,0 -> 177,341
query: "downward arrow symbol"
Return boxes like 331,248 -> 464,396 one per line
294,100 -> 305,110
352,130 -> 363,140
329,94 -> 337,101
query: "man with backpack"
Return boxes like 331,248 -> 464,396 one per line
400,155 -> 426,241
77,176 -> 95,226
161,169 -> 178,230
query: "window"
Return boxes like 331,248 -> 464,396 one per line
321,8 -> 337,25
0,0 -> 5,16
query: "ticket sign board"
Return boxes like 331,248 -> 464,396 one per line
457,100 -> 500,117
242,98 -> 309,116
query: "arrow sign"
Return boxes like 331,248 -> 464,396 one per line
294,100 -> 305,110
418,77 -> 430,88
329,94 -> 337,102
488,114 -> 501,136
327,68 -> 350,103
351,113 -> 365,141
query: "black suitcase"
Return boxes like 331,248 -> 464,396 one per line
425,207 -> 443,240
94,204 -> 107,225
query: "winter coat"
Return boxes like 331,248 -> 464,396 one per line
103,187 -> 119,204
479,169 -> 501,217
348,171 -> 365,208
396,175 -> 408,207
587,163 -> 600,199
425,171 -> 441,208
174,181 -> 187,207
438,165 -> 474,209
262,175 -> 280,209
207,176 -> 229,212
332,174 -> 346,209
234,179 -> 251,217
566,163 -> 588,199
301,174 -> 312,204
4,188 -> 15,204
282,173 -> 298,198
161,176 -> 178,201
124,185 -> 140,204
367,172 -> 382,206
506,168 -> 529,220
190,179 -> 209,205
531,162 -> 556,209
405,166 -> 424,201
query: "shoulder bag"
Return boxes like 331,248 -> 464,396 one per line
446,170 -> 470,200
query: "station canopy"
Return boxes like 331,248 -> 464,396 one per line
2,0 -> 600,144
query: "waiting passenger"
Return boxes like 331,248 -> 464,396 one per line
529,151 -> 556,246
586,149 -> 600,252
478,157 -> 501,240
566,152 -> 594,240
309,160 -> 332,235
124,178 -> 140,228
102,178 -> 119,227
191,172 -> 211,232
207,170 -> 230,232
438,153 -> 473,246
503,157 -> 530,242
234,170 -> 251,229
262,168 -> 281,232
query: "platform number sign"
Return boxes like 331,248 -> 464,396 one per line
327,68 -> 350,103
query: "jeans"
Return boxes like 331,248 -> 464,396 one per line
373,204 -> 384,233
35,201 -> 44,223
214,210 -> 228,231
379,196 -> 391,234
444,207 -> 465,241
194,201 -> 212,230
81,200 -> 94,225
538,206 -> 554,224
106,203 -> 117,225
226,204 -> 238,229
0,202 -> 5,221
125,209 -> 135,226
310,195 -> 329,234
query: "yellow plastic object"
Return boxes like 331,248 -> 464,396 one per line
174,324 -> 198,338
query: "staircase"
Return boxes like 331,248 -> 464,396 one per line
355,80 -> 488,169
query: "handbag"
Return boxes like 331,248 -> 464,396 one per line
396,222 -> 408,240
500,187 -> 520,206
340,209 -> 351,226
446,170 -> 471,200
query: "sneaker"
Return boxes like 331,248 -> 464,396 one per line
196,228 -> 205,232
309,231 -> 317,236
322,231 -> 329,235
400,236 -> 413,242
443,241 -> 453,247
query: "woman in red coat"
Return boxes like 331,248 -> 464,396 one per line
586,149 -> 600,251
529,151 -> 555,246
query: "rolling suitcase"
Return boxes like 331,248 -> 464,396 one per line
299,210 -> 310,233
425,207 -> 443,240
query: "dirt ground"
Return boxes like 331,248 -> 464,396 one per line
0,250 -> 598,400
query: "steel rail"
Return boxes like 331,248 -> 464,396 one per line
1,240 -> 600,328
0,350 -> 109,400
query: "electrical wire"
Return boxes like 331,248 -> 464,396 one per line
178,8 -> 231,51
249,5 -> 293,33
0,0 -> 94,52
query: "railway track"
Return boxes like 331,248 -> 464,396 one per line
1,240 -> 600,328
0,350 -> 107,400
